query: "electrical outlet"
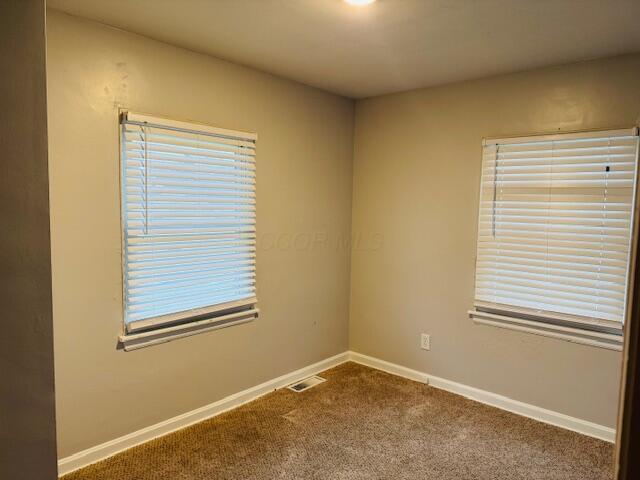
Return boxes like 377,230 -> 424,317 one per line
420,333 -> 431,351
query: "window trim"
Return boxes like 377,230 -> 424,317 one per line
469,308 -> 624,351
470,126 -> 640,349
117,110 -> 258,350
119,307 -> 258,351
473,300 -> 624,332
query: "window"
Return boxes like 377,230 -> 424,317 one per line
118,112 -> 257,350
470,128 -> 639,350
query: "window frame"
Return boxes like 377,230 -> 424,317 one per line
117,110 -> 258,351
469,126 -> 640,351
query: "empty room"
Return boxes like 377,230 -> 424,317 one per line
4,0 -> 640,479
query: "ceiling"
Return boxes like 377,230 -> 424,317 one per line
48,0 -> 640,99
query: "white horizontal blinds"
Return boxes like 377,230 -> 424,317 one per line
121,112 -> 257,330
475,129 -> 639,327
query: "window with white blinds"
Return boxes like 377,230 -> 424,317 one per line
472,128 -> 639,339
119,112 -> 257,339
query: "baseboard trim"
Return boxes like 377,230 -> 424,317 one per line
58,349 -> 616,476
57,351 -> 350,476
348,351 -> 616,443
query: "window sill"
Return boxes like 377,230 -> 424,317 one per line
468,309 -> 623,351
119,308 -> 258,351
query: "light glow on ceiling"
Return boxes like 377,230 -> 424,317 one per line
344,0 -> 376,6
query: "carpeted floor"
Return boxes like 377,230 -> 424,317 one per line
62,362 -> 614,480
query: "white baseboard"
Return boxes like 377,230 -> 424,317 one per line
57,351 -> 350,476
58,349 -> 616,476
348,351 -> 616,443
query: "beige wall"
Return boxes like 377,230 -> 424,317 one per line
46,11 -> 354,457
1,1 -> 58,477
350,54 -> 640,428
48,7 -> 639,457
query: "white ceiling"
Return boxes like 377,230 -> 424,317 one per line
48,0 -> 640,99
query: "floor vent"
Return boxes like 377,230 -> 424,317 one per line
287,375 -> 326,392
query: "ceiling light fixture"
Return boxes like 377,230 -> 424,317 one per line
344,0 -> 376,6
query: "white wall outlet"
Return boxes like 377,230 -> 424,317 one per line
420,333 -> 431,351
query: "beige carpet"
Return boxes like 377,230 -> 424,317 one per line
63,362 -> 614,480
